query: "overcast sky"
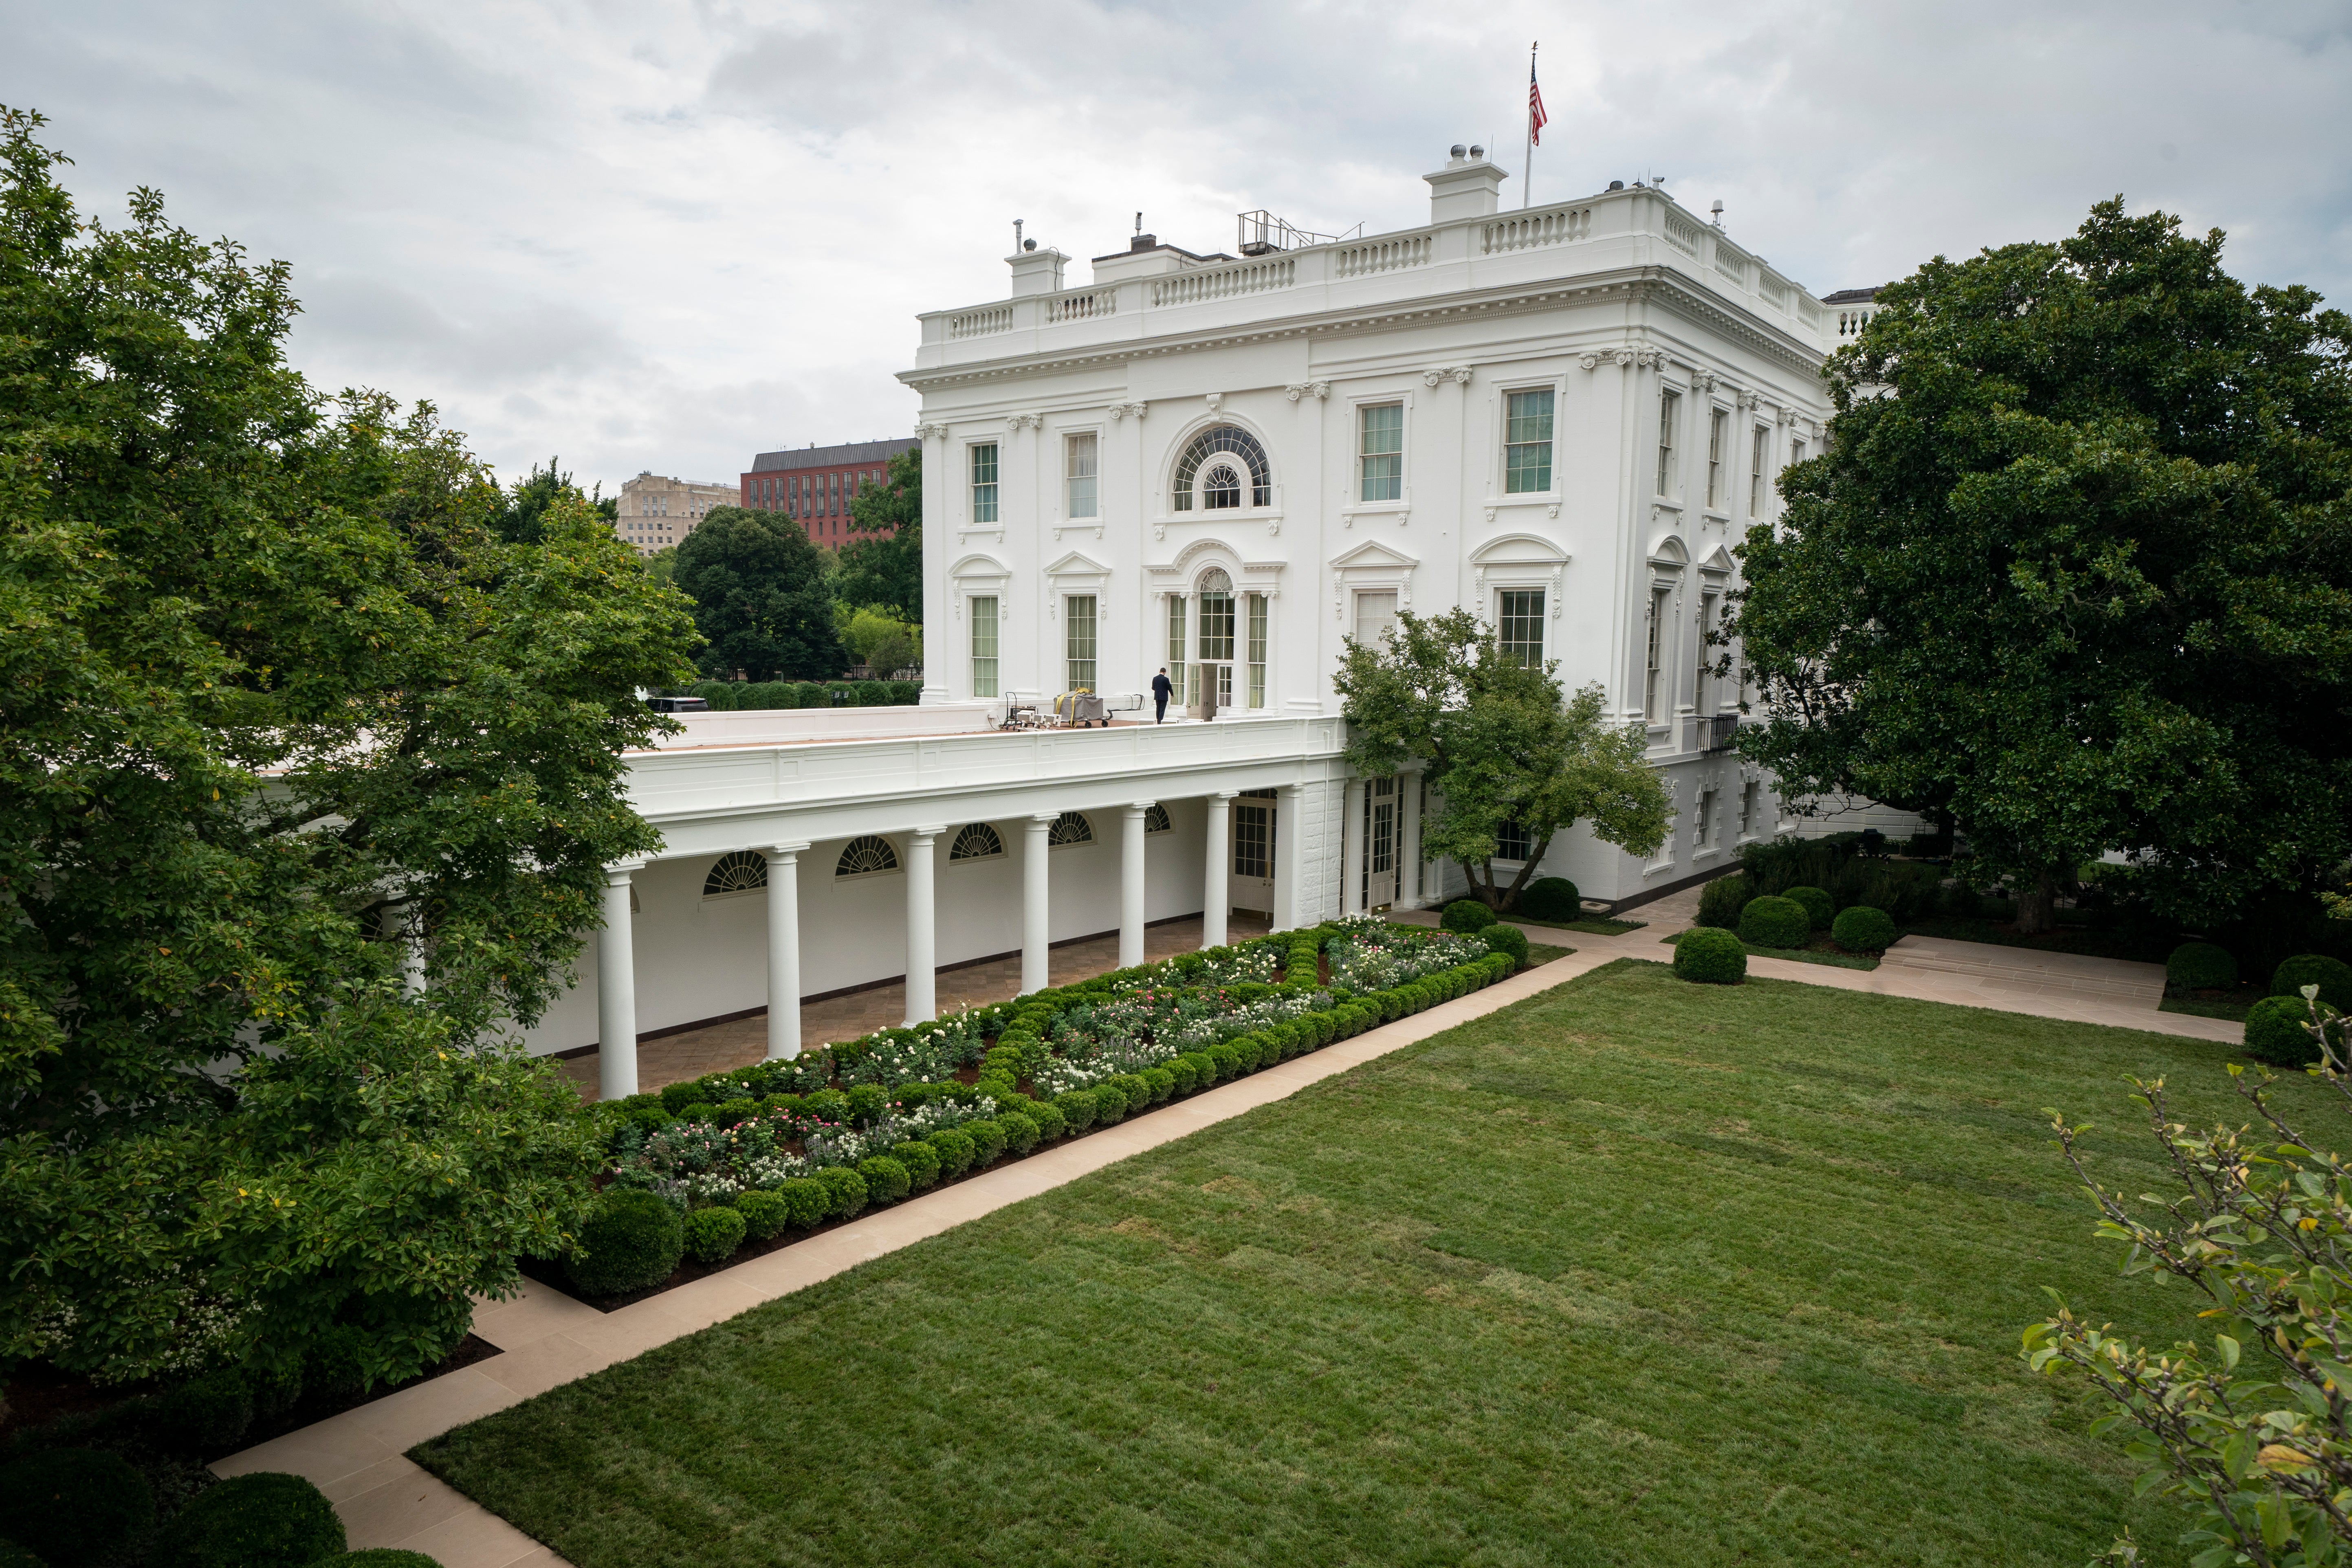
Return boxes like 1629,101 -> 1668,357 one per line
6,0 -> 2347,499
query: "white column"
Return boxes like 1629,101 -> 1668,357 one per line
1341,777 -> 1367,916
1022,813 -> 1054,994
1202,792 -> 1234,948
596,861 -> 645,1101
764,842 -> 808,1059
1399,769 -> 1424,907
903,826 -> 942,1025
382,902 -> 426,994
1275,783 -> 1306,930
1120,803 -> 1150,967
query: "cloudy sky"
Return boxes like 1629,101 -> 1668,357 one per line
6,0 -> 2346,498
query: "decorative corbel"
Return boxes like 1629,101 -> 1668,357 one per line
1547,502 -> 1561,519
1205,392 -> 1223,415
1693,372 -> 1719,393
1109,401 -> 1149,421
1736,389 -> 1760,412
1284,380 -> 1331,402
914,422 -> 948,440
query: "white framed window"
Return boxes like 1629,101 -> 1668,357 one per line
1171,425 -> 1272,512
1696,789 -> 1716,849
702,851 -> 768,899
1656,389 -> 1681,498
1065,595 -> 1097,692
1694,590 -> 1718,710
1047,811 -> 1094,848
948,822 -> 1005,862
969,594 -> 999,698
1246,593 -> 1268,708
1497,589 -> 1545,668
835,836 -> 901,879
970,442 -> 999,523
1749,427 -> 1769,517
1065,431 -> 1098,519
1504,388 -> 1555,494
1144,804 -> 1172,833
1790,438 -> 1808,472
1199,569 -> 1235,661
1739,781 -> 1759,840
1644,586 -> 1671,722
1166,595 -> 1188,708
1707,408 -> 1728,509
1353,589 -> 1398,651
1358,402 -> 1403,501
1495,820 -> 1534,861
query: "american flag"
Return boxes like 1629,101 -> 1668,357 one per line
1529,48 -> 1547,145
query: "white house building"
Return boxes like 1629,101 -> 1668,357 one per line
530,150 -> 1855,1093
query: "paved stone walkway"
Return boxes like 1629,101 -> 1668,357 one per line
215,898 -> 2241,1562
559,914 -> 1273,1100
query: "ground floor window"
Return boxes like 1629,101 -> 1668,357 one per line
1497,589 -> 1545,667
1047,810 -> 1094,848
1495,820 -> 1534,862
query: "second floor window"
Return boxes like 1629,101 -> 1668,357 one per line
1498,589 -> 1545,668
1065,596 -> 1097,692
970,595 -> 999,698
1645,586 -> 1670,721
1749,427 -> 1769,516
1358,402 -> 1402,501
970,443 -> 999,523
1657,390 -> 1681,498
1065,432 -> 1098,519
1694,591 -> 1718,710
1707,408 -> 1727,509
1504,388 -> 1554,493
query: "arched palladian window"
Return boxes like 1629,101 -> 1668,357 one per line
1144,803 -> 1173,833
836,835 -> 901,878
948,822 -> 1005,862
1198,567 -> 1236,662
1047,811 -> 1094,848
1171,425 -> 1272,512
703,851 -> 769,899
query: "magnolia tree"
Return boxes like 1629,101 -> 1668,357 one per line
2028,992 -> 2352,1567
1334,607 -> 1669,910
0,110 -> 698,1391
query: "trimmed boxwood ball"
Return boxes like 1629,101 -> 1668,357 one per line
1092,1082 -> 1131,1124
0,1447 -> 155,1568
1025,1098 -> 1068,1140
964,1118 -> 1009,1166
733,1189 -> 790,1240
1481,924 -> 1529,968
2245,994 -> 2322,1068
1205,1043 -> 1241,1080
996,1109 -> 1041,1155
1738,895 -> 1812,951
1166,1055 -> 1201,1093
1057,1089 -> 1100,1132
926,1127 -> 977,1176
153,1366 -> 256,1454
151,1471 -> 344,1568
2167,941 -> 2240,992
1674,926 -> 1749,984
1831,905 -> 1898,954
895,1139 -> 942,1190
2273,954 -> 2352,1011
815,1165 -> 869,1220
565,1188 -> 684,1296
1142,1066 -> 1176,1104
777,1177 -> 829,1229
856,1156 -> 911,1204
1784,885 -> 1833,930
682,1204 -> 747,1262
1440,899 -> 1497,934
1516,876 -> 1580,920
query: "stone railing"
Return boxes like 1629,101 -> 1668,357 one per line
1148,255 -> 1297,308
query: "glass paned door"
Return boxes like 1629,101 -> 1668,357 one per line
1365,777 -> 1398,908
1232,792 -> 1276,917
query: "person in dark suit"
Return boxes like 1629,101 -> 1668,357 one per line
1152,667 -> 1173,723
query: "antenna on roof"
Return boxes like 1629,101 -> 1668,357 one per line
1013,218 -> 1024,250
1710,199 -> 1725,227
1135,211 -> 1142,234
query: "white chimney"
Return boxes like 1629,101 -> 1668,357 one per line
1423,145 -> 1508,224
1008,246 -> 1067,297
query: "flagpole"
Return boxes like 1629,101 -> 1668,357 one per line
1523,41 -> 1537,209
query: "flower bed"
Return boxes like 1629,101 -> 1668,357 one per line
566,920 -> 1516,1298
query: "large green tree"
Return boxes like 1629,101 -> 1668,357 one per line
1734,199 -> 2352,932
1336,608 -> 1670,910
837,444 -> 922,624
674,507 -> 844,680
0,110 -> 698,1388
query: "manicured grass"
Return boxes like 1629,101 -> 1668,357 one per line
2161,992 -> 2257,1023
1523,941 -> 1576,968
414,961 -> 2304,1567
1514,915 -> 1647,936
1663,928 -> 1881,970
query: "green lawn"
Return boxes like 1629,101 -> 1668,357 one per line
414,960 -> 2314,1567
1663,928 -> 1881,970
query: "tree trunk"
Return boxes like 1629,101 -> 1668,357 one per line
2014,870 -> 2059,935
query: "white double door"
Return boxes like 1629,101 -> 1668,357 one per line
1232,789 -> 1276,916
1362,776 -> 1399,909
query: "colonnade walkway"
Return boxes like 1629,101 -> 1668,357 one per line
216,898 -> 2241,1561
558,913 -> 1274,1102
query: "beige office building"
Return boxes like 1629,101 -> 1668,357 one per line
614,472 -> 736,555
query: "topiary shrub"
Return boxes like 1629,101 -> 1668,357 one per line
856,1156 -> 911,1204
1784,885 -> 1834,930
1024,1098 -> 1067,1141
681,1205 -> 746,1263
1206,1041 -> 1243,1079
996,1109 -> 1041,1155
1515,876 -> 1580,921
565,1189 -> 684,1297
1092,1082 -> 1130,1124
1166,1055 -> 1201,1094
734,1189 -> 790,1241
927,1127 -> 977,1176
2273,954 -> 2352,1012
1674,926 -> 1748,985
844,1084 -> 889,1126
1440,899 -> 1497,934
2167,941 -> 2240,992
151,1471 -> 344,1568
1738,895 -> 1811,950
1057,1089 -> 1100,1132
801,1088 -> 852,1125
657,1080 -> 704,1115
895,1139 -> 942,1190
815,1165 -> 869,1220
0,1448 -> 155,1568
1694,871 -> 1756,931
777,1177 -> 829,1229
1831,905 -> 1898,954
2245,994 -> 2323,1069
964,1118 -> 1008,1166
1480,924 -> 1529,969
152,1366 -> 256,1454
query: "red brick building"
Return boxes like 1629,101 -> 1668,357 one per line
740,437 -> 917,545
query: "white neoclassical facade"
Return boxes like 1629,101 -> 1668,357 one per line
534,152 -> 1860,1089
